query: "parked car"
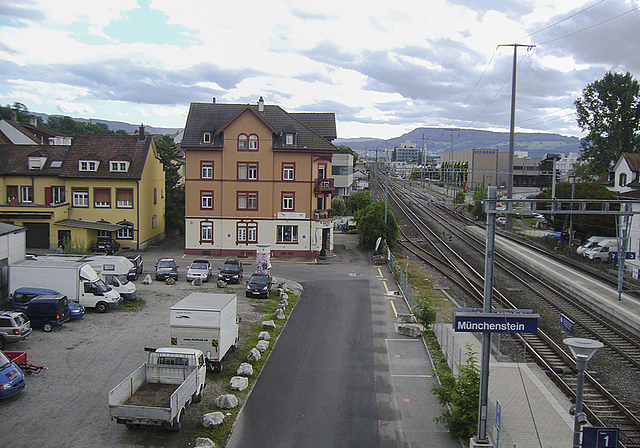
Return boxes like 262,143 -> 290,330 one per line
91,238 -> 121,255
0,350 -> 25,399
126,255 -> 144,281
187,259 -> 213,282
245,273 -> 273,298
24,295 -> 71,332
218,259 -> 244,284
155,258 -> 179,281
68,301 -> 85,320
0,311 -> 31,350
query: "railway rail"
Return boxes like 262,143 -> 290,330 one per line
380,178 -> 640,447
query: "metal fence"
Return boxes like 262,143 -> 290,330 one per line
387,249 -> 416,310
433,315 -> 469,377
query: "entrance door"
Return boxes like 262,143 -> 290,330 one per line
58,230 -> 71,248
25,223 -> 50,249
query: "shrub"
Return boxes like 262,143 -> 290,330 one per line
414,298 -> 436,329
430,344 -> 480,439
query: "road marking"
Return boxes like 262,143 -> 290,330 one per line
390,299 -> 398,317
392,374 -> 433,378
382,279 -> 390,294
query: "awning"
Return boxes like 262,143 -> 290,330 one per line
54,219 -> 125,232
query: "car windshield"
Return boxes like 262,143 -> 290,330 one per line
0,351 -> 10,368
222,263 -> 239,272
190,262 -> 209,269
250,275 -> 268,286
158,260 -> 176,268
94,279 -> 111,293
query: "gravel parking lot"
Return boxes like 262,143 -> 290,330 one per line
0,238 -> 296,448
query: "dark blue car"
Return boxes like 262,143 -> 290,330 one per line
12,287 -> 84,320
0,351 -> 25,399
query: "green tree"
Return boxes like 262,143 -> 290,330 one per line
347,190 -> 373,214
431,345 -> 480,439
537,181 -> 617,241
575,71 -> 640,178
155,135 -> 185,233
356,200 -> 399,249
331,196 -> 346,216
468,188 -> 485,221
1,103 -> 32,122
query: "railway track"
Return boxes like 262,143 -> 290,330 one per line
381,179 -> 640,447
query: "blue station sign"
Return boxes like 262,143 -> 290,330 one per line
453,312 -> 539,333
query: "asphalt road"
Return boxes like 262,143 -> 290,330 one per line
226,278 -> 379,448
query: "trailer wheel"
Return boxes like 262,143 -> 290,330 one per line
96,301 -> 109,313
171,409 -> 184,431
43,322 -> 52,332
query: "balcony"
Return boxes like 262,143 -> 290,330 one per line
314,209 -> 334,220
314,178 -> 335,193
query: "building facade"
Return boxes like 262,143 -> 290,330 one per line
182,98 -> 338,258
332,153 -> 354,197
0,121 -> 166,251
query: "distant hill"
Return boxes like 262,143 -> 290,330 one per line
335,127 -> 582,160
31,112 -> 182,135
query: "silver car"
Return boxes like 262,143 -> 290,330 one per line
0,311 -> 32,350
186,259 -> 213,282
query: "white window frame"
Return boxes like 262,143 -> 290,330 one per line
203,132 -> 211,143
247,164 -> 258,180
277,225 -> 298,243
247,193 -> 258,210
73,190 -> 88,207
20,186 -> 33,203
283,165 -> 294,180
248,134 -> 258,150
283,194 -> 294,210
110,161 -> 129,172
202,163 -> 213,179
52,186 -> 65,204
285,134 -> 294,145
117,224 -> 134,239
79,160 -> 98,172
201,192 -> 213,209
201,222 -> 213,241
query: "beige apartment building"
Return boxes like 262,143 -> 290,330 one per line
440,148 -> 541,190
182,98 -> 338,258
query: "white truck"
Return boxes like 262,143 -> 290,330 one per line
108,347 -> 206,431
170,293 -> 239,372
38,254 -> 137,301
9,259 -> 121,312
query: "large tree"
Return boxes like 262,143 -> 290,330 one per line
575,71 -> 640,178
155,136 -> 185,233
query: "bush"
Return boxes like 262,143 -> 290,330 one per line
430,344 -> 480,439
331,196 -> 346,216
414,298 -> 436,328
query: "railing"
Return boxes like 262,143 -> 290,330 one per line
314,178 -> 335,192
314,209 -> 334,220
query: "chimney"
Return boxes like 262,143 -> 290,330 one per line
29,116 -> 37,126
258,96 -> 264,113
11,111 -> 17,122
139,123 -> 145,141
212,97 -> 216,104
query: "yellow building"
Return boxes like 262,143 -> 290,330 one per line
0,124 -> 165,251
182,97 -> 338,257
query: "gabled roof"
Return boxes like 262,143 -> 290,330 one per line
59,134 -> 156,180
622,153 -> 640,172
0,144 -> 70,176
182,101 -> 338,152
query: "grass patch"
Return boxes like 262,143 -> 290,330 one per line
115,297 -> 146,312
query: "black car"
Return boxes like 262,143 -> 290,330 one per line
91,238 -> 121,255
218,259 -> 244,284
155,258 -> 178,281
126,255 -> 144,281
24,295 -> 70,332
245,273 -> 273,298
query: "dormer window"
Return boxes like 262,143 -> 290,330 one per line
28,156 -> 47,170
286,134 -> 294,145
79,160 -> 99,172
203,132 -> 212,144
110,161 -> 130,172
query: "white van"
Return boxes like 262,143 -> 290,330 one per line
83,255 -> 137,301
586,239 -> 619,262
577,236 -> 608,257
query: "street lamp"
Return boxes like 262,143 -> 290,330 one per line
564,337 -> 604,448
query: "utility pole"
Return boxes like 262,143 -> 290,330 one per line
499,43 -> 534,231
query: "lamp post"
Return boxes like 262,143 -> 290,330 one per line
564,338 -> 603,448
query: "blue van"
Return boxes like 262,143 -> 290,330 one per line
24,295 -> 71,332
12,287 -> 84,320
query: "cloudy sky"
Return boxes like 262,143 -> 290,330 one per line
1,0 -> 639,139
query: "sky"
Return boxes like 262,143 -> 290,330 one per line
1,0 -> 639,140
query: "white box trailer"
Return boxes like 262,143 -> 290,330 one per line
170,293 -> 239,372
9,259 -> 122,312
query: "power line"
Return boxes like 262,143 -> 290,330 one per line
520,0 -> 609,40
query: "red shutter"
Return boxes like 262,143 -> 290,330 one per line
45,187 -> 52,205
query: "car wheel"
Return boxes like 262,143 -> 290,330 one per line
0,336 -> 6,350
96,301 -> 109,313
43,322 -> 52,332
